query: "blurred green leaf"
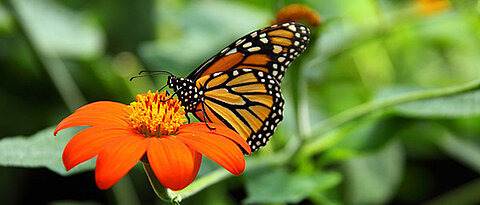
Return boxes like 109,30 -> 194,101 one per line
139,1 -> 269,76
438,133 -> 480,174
343,140 -> 404,205
0,5 -> 13,32
304,117 -> 407,166
395,89 -> 480,118
310,79 -> 480,140
422,178 -> 480,205
49,201 -> 102,205
0,126 -> 94,176
244,168 -> 341,204
396,121 -> 447,159
12,0 -> 104,59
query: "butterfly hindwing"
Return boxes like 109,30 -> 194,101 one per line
187,22 -> 310,83
193,68 -> 284,151
168,22 -> 310,152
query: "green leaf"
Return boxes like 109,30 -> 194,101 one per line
0,126 -> 94,176
395,90 -> 480,118
308,118 -> 406,166
139,1 -> 269,76
244,168 -> 341,204
12,0 -> 104,59
343,140 -> 404,205
422,179 -> 480,205
396,121 -> 447,159
438,134 -> 480,174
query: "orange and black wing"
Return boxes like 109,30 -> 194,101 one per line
187,22 -> 310,83
193,69 -> 284,151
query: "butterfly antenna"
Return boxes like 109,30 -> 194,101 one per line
130,70 -> 174,81
138,70 -> 174,76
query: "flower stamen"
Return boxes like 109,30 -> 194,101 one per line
128,90 -> 186,137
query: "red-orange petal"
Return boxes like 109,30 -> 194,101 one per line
179,122 -> 252,155
176,130 -> 246,175
187,148 -> 202,185
62,125 -> 138,171
54,101 -> 131,135
75,101 -> 131,115
146,136 -> 201,191
95,135 -> 147,190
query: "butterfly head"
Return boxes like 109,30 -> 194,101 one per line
167,76 -> 204,111
167,76 -> 178,90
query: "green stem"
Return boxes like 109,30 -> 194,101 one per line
303,79 -> 480,154
172,169 -> 230,199
143,162 -> 180,204
173,154 -> 288,200
111,175 -> 141,205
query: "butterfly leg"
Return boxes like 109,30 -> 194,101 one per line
161,88 -> 181,102
186,113 -> 191,124
201,103 -> 216,130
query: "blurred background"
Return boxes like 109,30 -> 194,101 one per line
1,0 -> 480,204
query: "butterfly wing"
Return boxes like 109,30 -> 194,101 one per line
187,22 -> 310,83
193,68 -> 284,151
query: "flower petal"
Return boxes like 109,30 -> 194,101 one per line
176,130 -> 246,175
146,136 -> 200,191
54,101 -> 131,135
63,125 -> 138,171
95,135 -> 147,190
179,122 -> 251,155
188,150 -> 202,185
76,101 -> 131,115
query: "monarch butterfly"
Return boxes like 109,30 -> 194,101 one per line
137,22 -> 310,152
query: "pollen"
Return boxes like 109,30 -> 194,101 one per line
128,90 -> 187,137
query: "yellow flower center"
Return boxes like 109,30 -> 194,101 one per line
128,90 -> 186,137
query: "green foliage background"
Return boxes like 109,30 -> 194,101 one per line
0,0 -> 479,204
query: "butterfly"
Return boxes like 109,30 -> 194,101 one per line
138,22 -> 310,152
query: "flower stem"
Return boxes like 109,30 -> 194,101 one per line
142,162 -> 181,204
311,79 -> 480,136
300,78 -> 480,158
172,169 -> 230,199
111,175 -> 141,205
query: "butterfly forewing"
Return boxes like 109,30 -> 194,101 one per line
193,69 -> 284,151
187,22 -> 310,83
169,22 -> 310,152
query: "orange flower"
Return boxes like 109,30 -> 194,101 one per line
415,0 -> 451,16
272,4 -> 322,27
54,91 -> 251,191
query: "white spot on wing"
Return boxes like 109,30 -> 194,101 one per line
243,42 -> 252,48
273,45 -> 282,54
248,47 -> 261,52
288,25 -> 297,32
225,48 -> 237,55
221,47 -> 229,54
235,38 -> 246,46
